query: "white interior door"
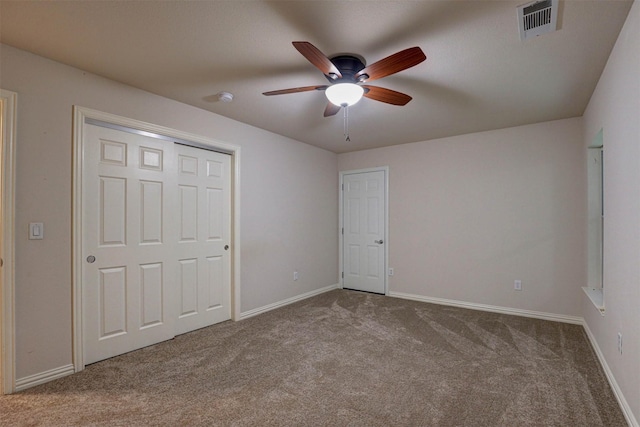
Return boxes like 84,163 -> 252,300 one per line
83,125 -> 175,364
342,170 -> 386,294
82,124 -> 231,365
174,143 -> 231,335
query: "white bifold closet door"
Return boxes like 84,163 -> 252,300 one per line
82,124 -> 231,365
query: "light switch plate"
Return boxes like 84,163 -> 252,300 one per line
29,222 -> 44,240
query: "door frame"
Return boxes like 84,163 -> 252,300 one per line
0,90 -> 17,394
72,106 -> 242,372
339,167 -> 389,295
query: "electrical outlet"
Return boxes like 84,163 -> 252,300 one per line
388,268 -> 394,276
514,280 -> 522,291
293,271 -> 299,281
618,332 -> 623,354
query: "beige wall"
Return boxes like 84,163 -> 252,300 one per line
339,117 -> 586,317
0,44 -> 338,380
582,1 -> 640,422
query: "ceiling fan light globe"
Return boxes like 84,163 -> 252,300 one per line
325,83 -> 364,107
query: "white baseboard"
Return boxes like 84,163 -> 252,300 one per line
582,322 -> 639,427
240,283 -> 339,320
15,364 -> 75,392
388,291 -> 584,325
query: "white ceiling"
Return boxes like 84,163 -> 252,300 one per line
0,1 -> 633,153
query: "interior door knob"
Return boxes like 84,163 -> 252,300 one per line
224,245 -> 229,250
374,240 -> 383,244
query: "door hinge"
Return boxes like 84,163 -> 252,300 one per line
341,227 -> 344,235
341,272 -> 344,279
341,183 -> 344,191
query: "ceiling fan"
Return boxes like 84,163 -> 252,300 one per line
263,42 -> 427,117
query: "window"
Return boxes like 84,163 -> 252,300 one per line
583,129 -> 604,313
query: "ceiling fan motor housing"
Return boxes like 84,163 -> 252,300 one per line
327,55 -> 367,83
262,41 -> 426,116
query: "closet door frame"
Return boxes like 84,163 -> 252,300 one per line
72,106 -> 242,372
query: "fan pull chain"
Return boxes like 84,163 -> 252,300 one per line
343,104 -> 351,142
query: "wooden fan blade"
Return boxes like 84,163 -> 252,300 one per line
263,85 -> 328,96
293,41 -> 342,79
324,102 -> 341,117
362,85 -> 413,106
355,47 -> 426,83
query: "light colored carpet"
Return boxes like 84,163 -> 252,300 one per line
0,289 -> 627,426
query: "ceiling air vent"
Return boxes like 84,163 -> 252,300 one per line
517,0 -> 558,40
